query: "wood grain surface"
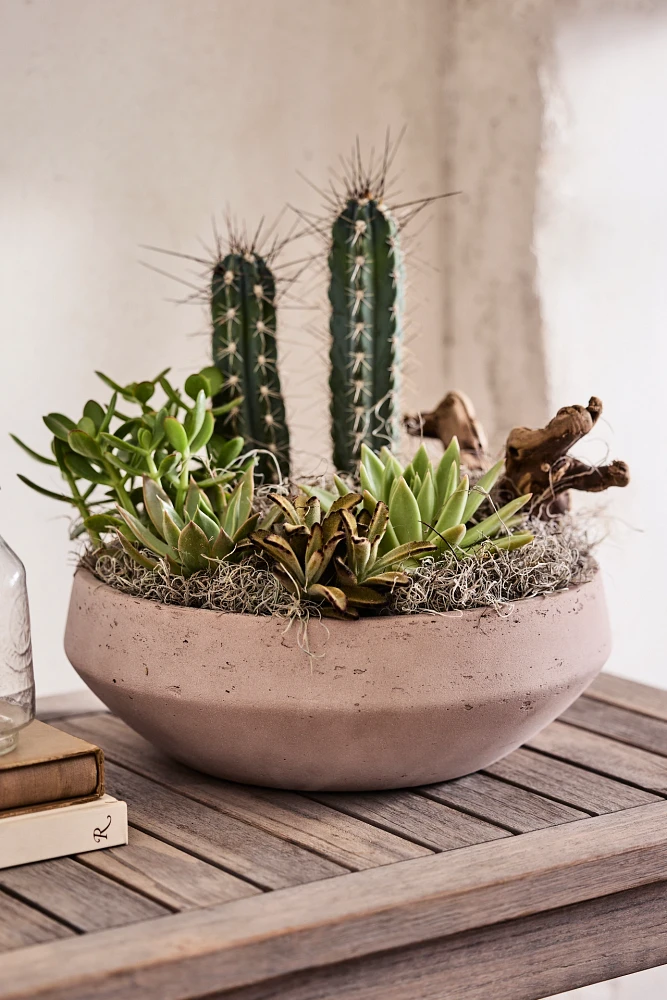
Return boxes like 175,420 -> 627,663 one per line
3,674 -> 667,1000
3,802 -> 667,1000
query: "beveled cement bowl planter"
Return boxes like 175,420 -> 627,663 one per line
64,567 -> 611,791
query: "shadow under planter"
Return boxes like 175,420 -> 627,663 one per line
64,568 -> 611,791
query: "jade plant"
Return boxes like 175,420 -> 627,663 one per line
305,439 -> 534,558
210,241 -> 290,483
252,492 -> 435,619
12,366 -> 249,553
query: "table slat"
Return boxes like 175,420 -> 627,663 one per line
102,762 -> 346,889
0,889 -> 73,954
56,715 -> 433,868
310,790 -> 511,850
562,697 -> 667,758
587,674 -> 667,722
77,827 -> 261,910
485,747 -> 661,814
0,857 -> 168,932
3,803 -> 667,1000
422,771 -> 588,832
213,880 -> 667,1000
527,721 -> 667,793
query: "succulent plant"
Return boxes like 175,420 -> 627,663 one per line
113,468 -> 260,575
12,367 -> 248,554
211,245 -> 290,483
252,492 -> 435,618
328,193 -> 404,474
304,439 -> 534,558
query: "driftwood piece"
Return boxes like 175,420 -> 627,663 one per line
404,390 -> 488,470
501,396 -> 630,515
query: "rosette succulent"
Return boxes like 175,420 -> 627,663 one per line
252,492 -> 435,619
305,438 -> 534,558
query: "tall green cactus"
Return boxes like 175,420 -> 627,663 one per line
329,196 -> 404,474
211,249 -> 290,483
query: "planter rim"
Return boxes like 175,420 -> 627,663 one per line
73,564 -> 599,627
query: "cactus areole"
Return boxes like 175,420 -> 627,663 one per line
329,195 -> 404,474
211,251 -> 290,483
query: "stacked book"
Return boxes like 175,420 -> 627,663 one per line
0,720 -> 128,868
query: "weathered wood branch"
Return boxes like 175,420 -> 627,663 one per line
404,390 -> 488,470
500,396 -> 630,515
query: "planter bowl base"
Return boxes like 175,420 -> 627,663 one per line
65,569 -> 611,791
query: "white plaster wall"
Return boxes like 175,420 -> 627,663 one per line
0,0 -> 446,697
538,6 -> 667,690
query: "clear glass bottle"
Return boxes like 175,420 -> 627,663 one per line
0,535 -> 35,754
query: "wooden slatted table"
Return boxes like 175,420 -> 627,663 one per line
2,673 -> 667,1000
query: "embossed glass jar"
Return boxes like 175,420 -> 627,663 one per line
0,535 -> 35,754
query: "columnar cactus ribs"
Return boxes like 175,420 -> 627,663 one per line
329,195 -> 404,474
211,249 -> 290,482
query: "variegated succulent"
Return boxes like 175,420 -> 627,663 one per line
251,492 -> 435,619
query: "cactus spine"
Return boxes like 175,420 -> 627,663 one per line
211,250 -> 290,482
328,195 -> 404,474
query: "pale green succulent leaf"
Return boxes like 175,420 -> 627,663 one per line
435,437 -> 460,506
210,435 -> 244,468
462,459 -> 505,523
388,477 -> 422,545
433,475 -> 469,536
416,470 -> 436,532
459,494 -> 532,549
360,444 -> 385,499
373,540 -> 437,574
334,474 -> 352,498
197,365 -> 224,397
184,374 -> 210,401
412,444 -> 430,482
76,416 -> 97,437
431,523 -> 467,554
468,531 -> 534,554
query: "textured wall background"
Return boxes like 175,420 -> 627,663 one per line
0,0 -> 449,696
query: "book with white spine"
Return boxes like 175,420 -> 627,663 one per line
0,794 -> 128,869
